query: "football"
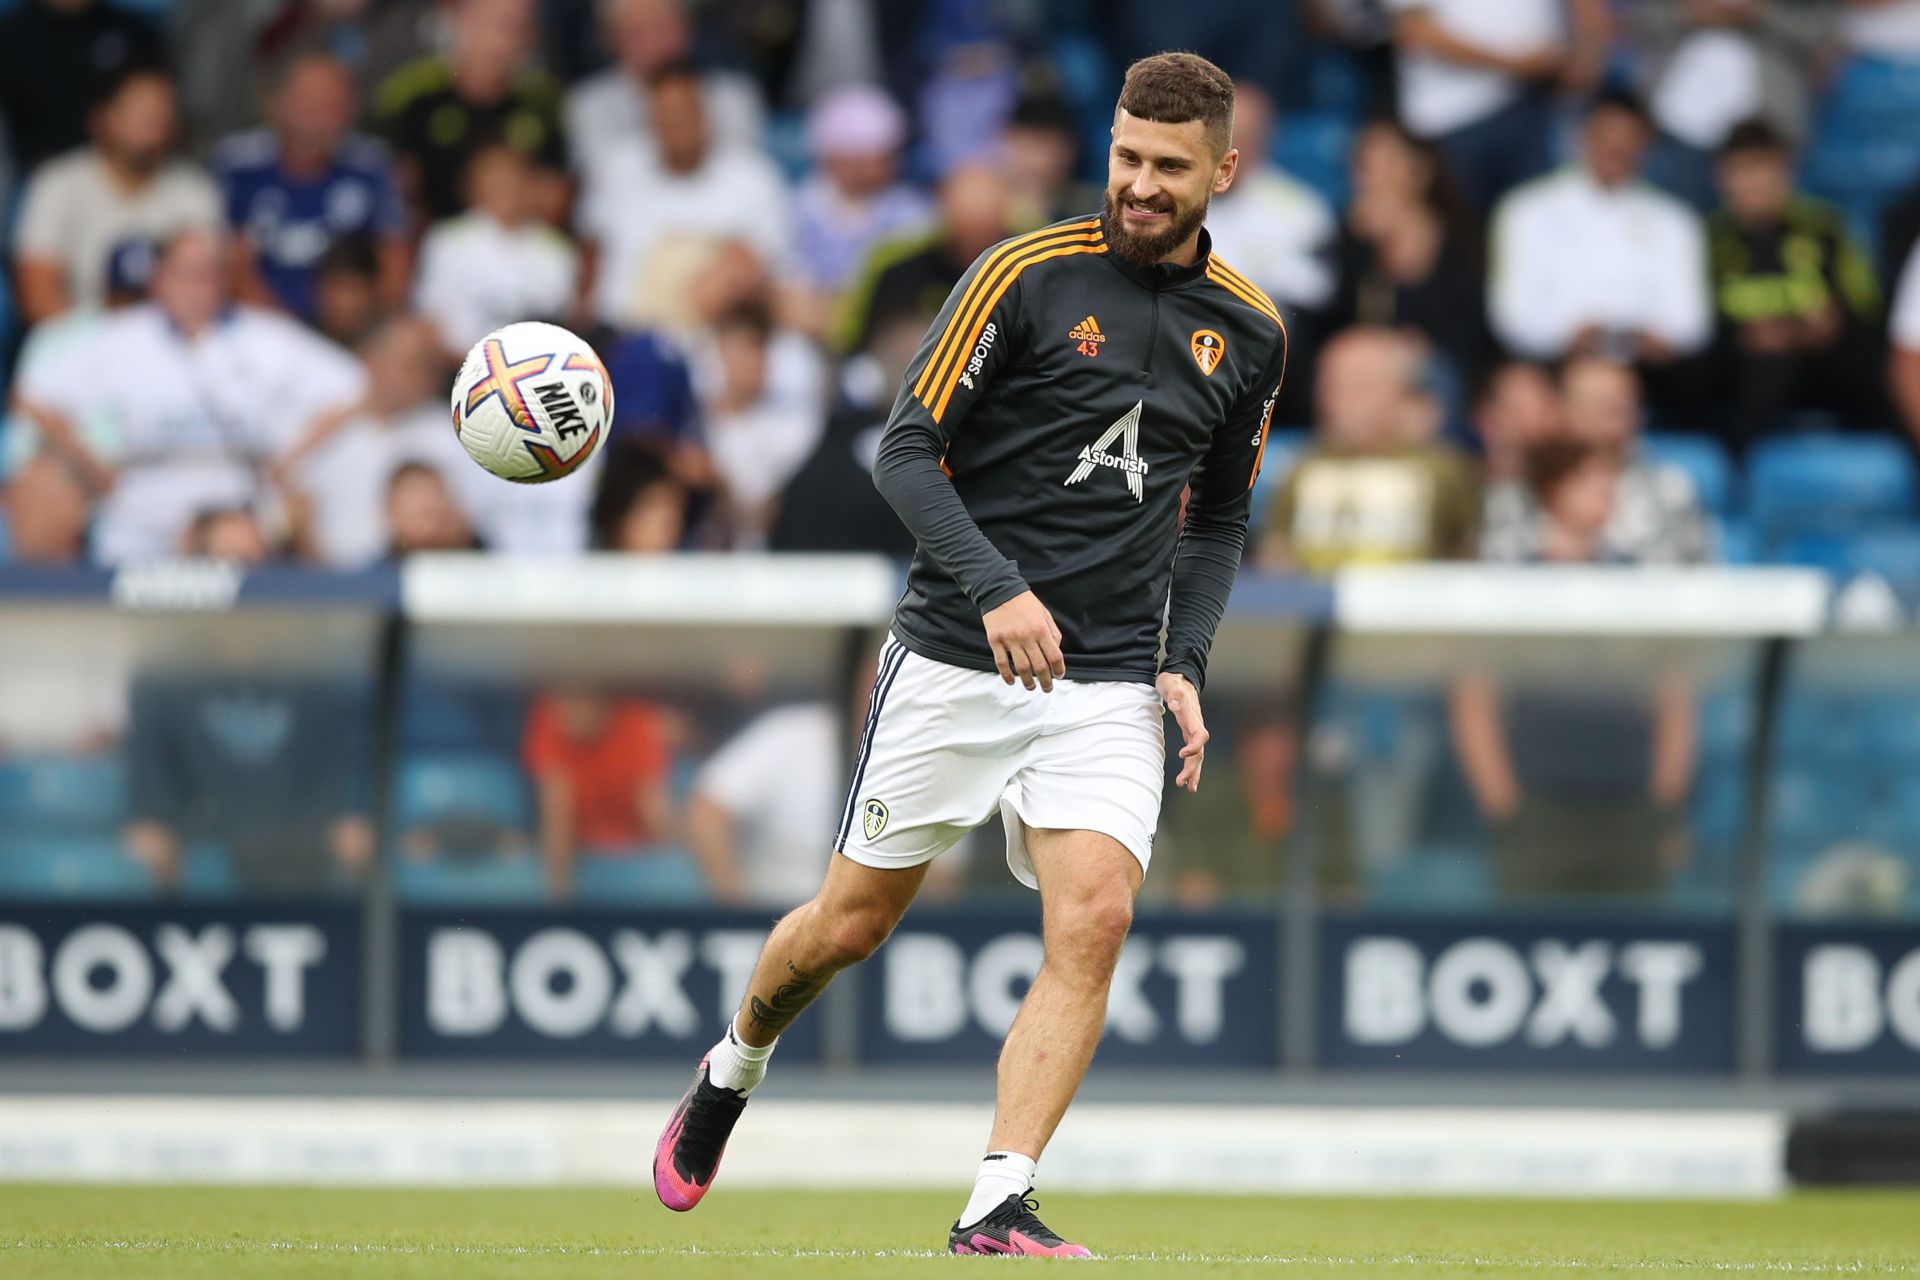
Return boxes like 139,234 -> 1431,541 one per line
450,321 -> 612,484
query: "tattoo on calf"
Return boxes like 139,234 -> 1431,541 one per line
748,961 -> 824,1036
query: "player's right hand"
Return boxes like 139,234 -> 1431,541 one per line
982,591 -> 1066,692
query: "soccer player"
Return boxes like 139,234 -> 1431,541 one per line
654,52 -> 1287,1257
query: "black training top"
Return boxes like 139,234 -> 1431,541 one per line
872,213 -> 1289,690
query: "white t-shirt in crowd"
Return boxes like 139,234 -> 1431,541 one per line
694,702 -> 840,908
1489,167 -> 1712,360
414,211 -> 579,355
295,403 -> 491,568
1843,0 -> 1920,57
13,152 -> 223,310
1384,0 -> 1564,137
1890,242 -> 1920,352
578,143 -> 793,329
1651,29 -> 1764,150
691,329 -> 826,521
1203,167 -> 1336,309
565,68 -> 767,182
16,303 -> 365,564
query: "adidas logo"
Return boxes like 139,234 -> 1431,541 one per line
1067,315 -> 1105,344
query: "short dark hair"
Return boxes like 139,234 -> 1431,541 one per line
318,234 -> 380,280
1587,86 -> 1651,129
93,63 -> 172,113
1115,52 -> 1235,156
1721,116 -> 1788,160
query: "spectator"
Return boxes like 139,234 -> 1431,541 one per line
1,239 -> 154,476
1452,437 -> 1697,898
216,54 -> 410,323
834,162 -> 1012,354
0,0 -> 165,175
184,505 -> 276,563
1481,356 -> 1712,563
11,229 -> 366,566
1258,327 -> 1481,573
414,143 -> 580,357
385,462 -> 481,559
564,0 -> 766,183
999,92 -> 1100,229
1708,119 -> 1886,450
522,689 -> 682,903
590,442 -> 689,552
578,59 -> 791,331
1,454 -> 91,567
12,67 -> 223,325
694,302 -> 825,547
1383,0 -> 1611,215
1203,82 -> 1337,322
1631,0 -> 1825,211
789,84 -> 933,331
375,0 -> 568,225
1489,90 -> 1712,418
282,314 -> 480,568
1329,117 -> 1490,388
1472,359 -> 1564,483
125,509 -> 373,894
770,312 -> 921,557
1885,238 -> 1920,450
599,326 -> 699,447
312,235 -> 388,349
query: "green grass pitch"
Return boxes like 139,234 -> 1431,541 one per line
2,1185 -> 1917,1278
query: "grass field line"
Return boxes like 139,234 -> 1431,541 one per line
4,1238 -> 1916,1273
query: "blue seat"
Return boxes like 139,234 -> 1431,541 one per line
0,756 -> 127,834
0,838 -> 154,900
1366,848 -> 1492,908
394,855 -> 544,905
1698,691 -> 1754,762
1748,434 -> 1917,543
1862,694 -> 1920,766
1840,524 -> 1920,586
1716,516 -> 1758,565
1691,767 -> 1747,849
398,753 -> 531,832
1643,433 -> 1735,515
1273,111 -> 1353,208
572,849 -> 710,904
181,845 -> 238,899
1767,764 -> 1870,845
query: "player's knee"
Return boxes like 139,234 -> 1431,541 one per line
815,906 -> 893,970
1052,887 -> 1133,973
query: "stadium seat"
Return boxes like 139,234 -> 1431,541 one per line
0,837 -> 154,900
1747,435 -> 1917,544
1839,524 -> 1920,587
393,855 -> 544,905
1767,764 -> 1870,845
398,753 -> 531,833
572,849 -> 710,904
1715,517 -> 1758,565
1272,111 -> 1353,208
1365,848 -> 1492,908
1642,433 -> 1735,515
181,845 -> 239,899
0,755 -> 127,835
1691,766 -> 1747,850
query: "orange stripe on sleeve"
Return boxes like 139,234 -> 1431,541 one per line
930,242 -> 1108,422
911,220 -> 1099,403
1205,265 -> 1285,331
919,225 -> 1104,410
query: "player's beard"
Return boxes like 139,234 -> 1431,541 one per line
1103,187 -> 1209,268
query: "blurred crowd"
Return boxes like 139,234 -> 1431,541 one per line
8,0 -> 1920,575
11,0 -> 1920,908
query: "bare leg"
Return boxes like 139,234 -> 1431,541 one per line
732,852 -> 928,1048
987,826 -> 1142,1156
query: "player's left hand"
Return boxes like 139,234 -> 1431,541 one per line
1157,672 -> 1208,793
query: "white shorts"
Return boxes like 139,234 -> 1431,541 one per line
833,635 -> 1167,889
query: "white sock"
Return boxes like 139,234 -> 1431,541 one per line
706,1015 -> 775,1094
957,1150 -> 1036,1229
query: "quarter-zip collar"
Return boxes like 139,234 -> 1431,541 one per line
1097,212 -> 1213,291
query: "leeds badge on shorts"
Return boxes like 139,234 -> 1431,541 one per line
862,799 -> 890,841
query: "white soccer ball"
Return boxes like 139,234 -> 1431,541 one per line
450,320 -> 613,484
